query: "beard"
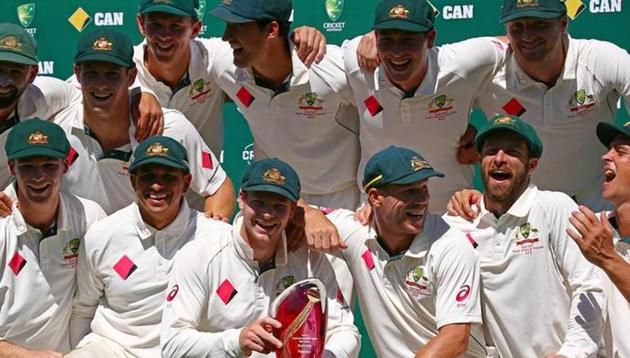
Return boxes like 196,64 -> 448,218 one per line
482,169 -> 530,208
0,86 -> 23,109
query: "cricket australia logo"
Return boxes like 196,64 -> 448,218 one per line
62,238 -> 80,268
296,92 -> 326,119
389,5 -> 410,18
567,89 -> 595,117
189,78 -> 212,104
426,94 -> 456,120
17,3 -> 36,28
274,275 -> 295,296
404,265 -> 432,299
0,36 -> 21,50
28,130 -> 48,144
512,222 -> 544,255
263,168 -> 286,185
92,38 -> 113,51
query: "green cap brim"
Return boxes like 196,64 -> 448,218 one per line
596,122 -> 630,148
8,147 -> 67,160
128,157 -> 189,173
500,10 -> 564,23
139,5 -> 194,18
373,19 -> 432,32
210,6 -> 256,23
242,183 -> 298,202
74,53 -> 133,68
0,51 -> 37,66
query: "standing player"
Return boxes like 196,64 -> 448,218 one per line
475,0 -> 630,211
345,0 -> 505,212
68,136 -> 218,357
308,146 -> 489,357
51,29 -> 234,217
161,158 -> 360,357
0,119 -> 105,356
445,115 -> 606,357
567,120 -> 630,357
135,0 -> 327,155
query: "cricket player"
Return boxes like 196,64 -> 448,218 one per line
51,29 -> 234,217
135,0 -> 327,155
160,158 -> 360,357
0,119 -> 105,356
68,136 -> 216,357
345,0 -> 506,213
307,146 -> 488,357
475,0 -> 630,211
567,120 -> 630,357
445,115 -> 606,357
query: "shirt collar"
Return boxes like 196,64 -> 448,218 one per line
233,42 -> 306,91
478,183 -> 537,222
507,34 -> 573,89
231,211 -> 288,270
132,200 -> 192,240
373,46 -> 439,96
10,191 -> 69,237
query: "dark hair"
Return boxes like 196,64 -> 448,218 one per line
255,19 -> 291,37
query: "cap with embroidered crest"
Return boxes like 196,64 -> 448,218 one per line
373,0 -> 436,33
129,136 -> 190,173
596,120 -> 630,148
138,0 -> 200,19
5,119 -> 70,160
74,29 -> 134,68
210,0 -> 293,24
500,0 -> 567,23
241,158 -> 300,202
0,22 -> 38,65
475,114 -> 543,158
363,146 -> 444,191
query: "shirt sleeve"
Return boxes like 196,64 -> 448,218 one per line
431,232 -> 482,328
162,110 -> 227,197
70,224 -> 107,347
161,240 -> 241,358
310,251 -> 360,358
546,194 -> 606,358
592,41 -> 630,115
30,76 -> 81,119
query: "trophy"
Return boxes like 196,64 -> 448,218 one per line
270,278 -> 328,358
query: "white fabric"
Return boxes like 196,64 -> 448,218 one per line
51,101 -> 225,214
212,42 -> 360,200
133,38 -> 226,155
477,37 -> 630,211
160,212 -> 360,358
327,209 -> 487,357
70,201 -> 206,357
0,192 -> 105,352
344,37 -> 505,213
444,184 -> 607,358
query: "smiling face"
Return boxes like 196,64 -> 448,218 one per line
370,179 -> 430,243
75,61 -> 136,114
375,28 -> 435,93
239,190 -> 296,250
601,134 -> 630,207
506,16 -> 567,65
222,21 -> 272,68
138,12 -> 201,65
10,156 -> 67,205
131,164 -> 191,228
480,130 -> 538,209
0,61 -> 37,110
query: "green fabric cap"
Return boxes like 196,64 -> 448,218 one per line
138,0 -> 199,19
500,0 -> 567,23
476,115 -> 543,158
74,29 -> 134,68
597,121 -> 630,148
373,0 -> 435,33
363,146 -> 444,191
0,23 -> 38,65
5,118 -> 69,160
241,158 -> 301,202
210,0 -> 292,23
129,136 -> 190,173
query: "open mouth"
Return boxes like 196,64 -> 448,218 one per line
154,42 -> 175,53
146,192 -> 169,205
387,58 -> 410,72
0,87 -> 15,95
489,170 -> 512,183
255,219 -> 277,231
27,183 -> 50,194
604,168 -> 616,183
91,92 -> 113,101
405,209 -> 425,220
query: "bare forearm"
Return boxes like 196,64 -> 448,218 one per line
0,341 -> 61,358
602,254 -> 630,301
204,178 -> 235,220
415,326 -> 469,358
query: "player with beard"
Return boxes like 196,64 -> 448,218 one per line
445,115 -> 606,357
566,121 -> 630,357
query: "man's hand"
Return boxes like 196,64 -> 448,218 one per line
446,189 -> 482,222
303,205 -> 346,252
204,211 -> 230,223
353,203 -> 372,226
0,192 -> 13,218
567,206 -> 617,267
292,26 -> 327,67
239,317 -> 283,356
356,31 -> 379,72
456,124 -> 480,165
131,92 -> 164,141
